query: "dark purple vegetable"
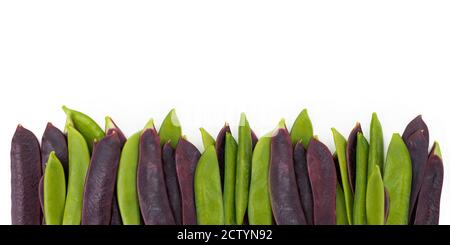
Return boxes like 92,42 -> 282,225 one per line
41,123 -> 68,179
307,138 -> 337,225
162,143 -> 182,225
346,123 -> 362,194
414,153 -> 443,225
269,127 -> 307,225
82,129 -> 122,225
402,115 -> 429,144
137,128 -> 175,225
293,142 -> 314,225
175,138 -> 201,225
251,130 -> 258,149
110,195 -> 122,225
106,117 -> 127,146
38,175 -> 45,224
11,125 -> 42,225
215,124 -> 231,188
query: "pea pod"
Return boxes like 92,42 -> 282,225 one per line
383,133 -> 412,225
346,123 -> 362,194
368,113 -> 384,175
216,124 -> 231,189
63,126 -> 90,225
290,109 -> 313,148
248,133 -> 272,225
366,165 -> 385,225
223,132 -> 238,225
235,113 -> 253,225
44,152 -> 66,225
159,109 -> 182,148
62,106 -> 105,152
162,143 -> 182,225
194,145 -> 224,225
41,123 -> 68,179
294,142 -> 314,225
336,182 -> 348,225
353,132 -> 369,225
200,128 -> 215,149
331,128 -> 354,224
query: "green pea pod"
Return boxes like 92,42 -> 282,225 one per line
366,165 -> 385,225
44,152 -> 66,225
159,109 -> 182,148
353,132 -> 369,225
432,141 -> 442,158
200,127 -> 215,149
62,106 -> 105,152
336,182 -> 348,225
384,133 -> 412,225
290,109 -> 313,148
368,113 -> 384,175
331,128 -> 353,224
235,113 -> 253,225
63,126 -> 90,225
248,133 -> 272,225
117,131 -> 141,225
223,132 -> 237,225
194,145 -> 224,225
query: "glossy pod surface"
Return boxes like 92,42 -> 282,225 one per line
294,142 -> 314,225
353,132 -> 369,225
368,113 -> 384,174
162,143 -> 182,225
223,132 -> 238,225
44,152 -> 66,225
41,123 -> 68,178
366,166 -> 385,225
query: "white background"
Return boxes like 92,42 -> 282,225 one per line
1,1 -> 449,225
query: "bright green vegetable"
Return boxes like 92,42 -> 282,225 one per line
235,113 -> 253,225
433,141 -> 442,158
194,145 -> 224,225
353,132 -> 369,225
44,152 -> 66,225
290,109 -> 313,148
368,113 -> 384,175
384,133 -> 412,225
200,127 -> 215,149
336,182 -> 349,225
223,132 -> 237,225
366,165 -> 385,225
62,126 -> 90,225
331,128 -> 353,224
159,109 -> 182,148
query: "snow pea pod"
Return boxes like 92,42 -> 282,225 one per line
200,127 -> 215,149
353,132 -> 369,225
248,133 -> 272,225
44,152 -> 66,225
368,113 -> 384,175
195,145 -> 224,225
366,165 -> 385,225
223,132 -> 238,225
162,143 -> 182,225
294,142 -> 314,225
235,113 -> 253,225
331,128 -> 353,224
62,106 -> 105,153
41,123 -> 68,179
63,126 -> 90,225
384,134 -> 412,225
336,182 -> 348,225
159,109 -> 182,148
290,109 -> 313,148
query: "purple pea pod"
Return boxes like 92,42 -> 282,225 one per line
346,123 -> 362,194
175,138 -> 201,225
402,115 -> 429,143
215,124 -> 231,188
110,195 -> 122,225
293,141 -> 314,225
137,128 -> 175,225
41,123 -> 68,178
38,175 -> 45,224
82,129 -> 122,225
251,130 -> 258,149
162,143 -> 182,225
11,125 -> 42,225
270,127 -> 307,225
307,138 -> 337,225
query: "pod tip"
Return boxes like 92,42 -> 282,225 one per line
62,105 -> 70,114
169,109 -> 181,127
144,119 -> 155,129
239,113 -> 247,126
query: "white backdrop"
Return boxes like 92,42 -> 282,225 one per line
1,1 -> 449,225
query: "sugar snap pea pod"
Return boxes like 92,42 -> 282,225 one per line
162,143 -> 182,225
11,125 -> 41,225
270,121 -> 307,225
346,123 -> 362,194
368,113 -> 384,175
159,109 -> 182,148
384,134 -> 412,225
175,137 -> 201,225
336,182 -> 348,225
117,131 -> 141,225
63,126 -> 91,225
82,130 -> 122,225
248,133 -> 272,225
332,128 -> 354,224
41,123 -> 68,179
414,142 -> 443,225
138,127 -> 175,225
353,132 -> 369,225
235,113 -> 253,225
307,138 -> 336,225
44,152 -> 66,225
293,141 -> 314,225
215,124 -> 231,188
200,127 -> 215,149
195,145 -> 224,225
223,132 -> 238,225
290,109 -> 313,148
366,165 -> 385,225
62,106 -> 105,152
